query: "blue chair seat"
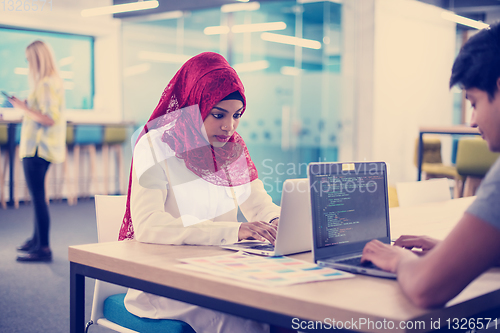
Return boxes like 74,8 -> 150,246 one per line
103,293 -> 195,333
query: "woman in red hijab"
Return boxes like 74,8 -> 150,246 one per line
119,52 -> 281,333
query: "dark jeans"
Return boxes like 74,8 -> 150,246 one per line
23,155 -> 51,249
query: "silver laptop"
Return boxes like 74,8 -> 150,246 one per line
308,162 -> 396,279
222,178 -> 312,256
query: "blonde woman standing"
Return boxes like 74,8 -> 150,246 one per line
8,40 -> 66,262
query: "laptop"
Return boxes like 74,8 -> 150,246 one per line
308,161 -> 396,279
222,178 -> 312,256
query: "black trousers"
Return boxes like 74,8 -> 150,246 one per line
23,155 -> 51,249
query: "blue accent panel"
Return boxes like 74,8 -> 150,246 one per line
451,138 -> 459,165
103,294 -> 195,333
74,125 -> 103,145
247,144 -> 338,204
15,123 -> 21,144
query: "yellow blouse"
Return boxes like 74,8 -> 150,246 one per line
19,76 -> 66,164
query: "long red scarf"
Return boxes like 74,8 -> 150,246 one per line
118,52 -> 258,241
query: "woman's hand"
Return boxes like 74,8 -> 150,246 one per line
9,96 -> 54,126
238,221 -> 277,245
8,96 -> 28,111
361,239 -> 416,273
393,235 -> 440,254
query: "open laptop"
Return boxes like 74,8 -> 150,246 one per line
308,161 -> 396,279
222,178 -> 312,256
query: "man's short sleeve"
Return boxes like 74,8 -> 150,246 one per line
466,157 -> 500,231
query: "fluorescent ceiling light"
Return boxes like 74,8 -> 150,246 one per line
232,22 -> 286,33
204,26 -> 230,35
81,0 -> 159,17
221,2 -> 260,13
441,12 -> 489,30
14,67 -> 28,75
232,60 -> 269,73
280,66 -> 302,76
236,0 -> 250,2
121,10 -> 184,22
124,63 -> 151,77
261,32 -> 322,49
138,51 -> 191,64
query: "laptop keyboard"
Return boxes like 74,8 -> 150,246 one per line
249,244 -> 275,251
336,256 -> 377,268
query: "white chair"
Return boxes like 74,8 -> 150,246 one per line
87,195 -> 195,333
87,195 -> 136,333
396,178 -> 451,208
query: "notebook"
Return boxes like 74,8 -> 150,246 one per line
222,178 -> 312,256
308,161 -> 396,279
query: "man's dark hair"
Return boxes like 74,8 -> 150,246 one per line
450,22 -> 500,100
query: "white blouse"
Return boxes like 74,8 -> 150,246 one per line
124,129 -> 280,333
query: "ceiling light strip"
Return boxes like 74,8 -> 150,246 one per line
204,26 -> 230,35
261,32 -> 322,49
221,2 -> 260,13
441,12 -> 489,30
81,0 -> 159,17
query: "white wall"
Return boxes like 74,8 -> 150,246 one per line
0,0 -> 122,123
343,0 -> 375,163
355,0 -> 456,184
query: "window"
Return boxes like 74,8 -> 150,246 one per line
0,27 -> 94,110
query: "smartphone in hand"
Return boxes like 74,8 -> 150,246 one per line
1,91 -> 12,99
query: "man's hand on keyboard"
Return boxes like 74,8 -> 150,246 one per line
361,240 -> 417,273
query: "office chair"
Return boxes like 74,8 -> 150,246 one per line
388,186 -> 399,208
87,195 -> 194,333
414,137 -> 459,180
455,138 -> 500,197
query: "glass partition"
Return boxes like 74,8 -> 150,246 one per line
122,1 -> 353,203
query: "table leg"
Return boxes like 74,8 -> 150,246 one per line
417,132 -> 424,181
7,123 -> 16,207
70,262 -> 85,333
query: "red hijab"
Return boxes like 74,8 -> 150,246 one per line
118,52 -> 258,241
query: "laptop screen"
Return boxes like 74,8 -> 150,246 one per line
308,162 -> 391,258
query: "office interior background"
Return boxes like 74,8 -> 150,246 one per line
1,0 -> 499,204
0,1 -> 500,333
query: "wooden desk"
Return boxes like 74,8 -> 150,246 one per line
69,197 -> 500,333
417,126 -> 480,181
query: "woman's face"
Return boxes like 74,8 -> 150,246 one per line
203,99 -> 244,147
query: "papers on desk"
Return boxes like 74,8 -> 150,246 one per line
177,252 -> 354,287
